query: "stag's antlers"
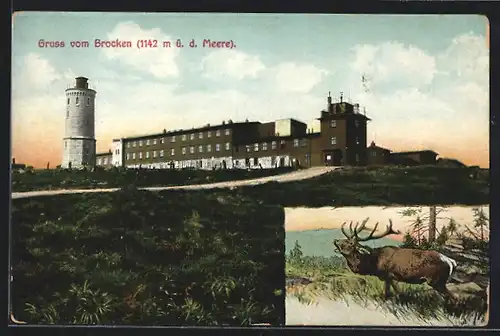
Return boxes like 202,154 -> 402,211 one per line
340,218 -> 401,242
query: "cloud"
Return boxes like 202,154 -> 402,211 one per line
15,53 -> 61,91
271,62 -> 329,94
437,32 -> 488,87
350,42 -> 437,91
201,50 -> 266,80
102,22 -> 180,78
346,33 -> 488,166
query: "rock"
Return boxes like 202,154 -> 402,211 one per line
447,282 -> 483,294
286,277 -> 313,287
456,264 -> 483,275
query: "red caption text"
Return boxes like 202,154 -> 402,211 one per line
38,38 -> 237,49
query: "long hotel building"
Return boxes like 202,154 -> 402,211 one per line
96,93 -> 371,169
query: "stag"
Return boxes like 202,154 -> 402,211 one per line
333,218 -> 457,299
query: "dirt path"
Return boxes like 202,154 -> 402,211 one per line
285,295 -> 486,326
11,166 -> 336,199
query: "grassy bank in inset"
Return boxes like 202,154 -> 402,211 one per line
11,186 -> 285,325
240,166 -> 489,206
11,167 -> 295,192
285,239 -> 488,326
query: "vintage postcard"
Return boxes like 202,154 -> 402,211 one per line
10,12 -> 489,327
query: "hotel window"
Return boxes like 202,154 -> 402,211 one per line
246,145 -> 251,152
253,158 -> 258,166
132,153 -> 136,159
225,142 -> 231,151
103,158 -> 107,164
171,136 -> 176,143
153,150 -> 157,158
254,143 -> 259,152
207,144 -> 212,152
190,146 -> 195,154
139,152 -> 143,160
293,139 -> 299,147
182,134 -> 187,141
302,139 -> 308,147
356,137 -> 360,145
182,147 -> 187,155
146,139 -> 150,146
216,130 -> 221,137
139,140 -> 143,147
280,140 -> 286,149
126,153 -> 130,160
207,131 -> 212,138
216,143 -> 221,152
355,120 -> 360,128
271,141 -> 277,150
133,141 -> 136,147
198,145 -> 203,153
160,150 -> 164,157
127,142 -> 130,148
76,97 -> 79,105
356,154 -> 360,163
330,120 -> 337,128
171,148 -> 175,156
190,134 -> 195,140
262,142 -> 268,151
198,132 -> 203,139
146,151 -> 150,159
160,138 -> 164,144
97,158 -> 101,165
225,129 -> 230,136
331,136 -> 337,145
153,139 -> 157,145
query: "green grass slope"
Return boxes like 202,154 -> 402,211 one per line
240,166 -> 489,206
11,187 -> 285,326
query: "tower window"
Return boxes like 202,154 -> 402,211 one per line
67,98 -> 70,105
331,137 -> 337,145
87,97 -> 90,105
76,97 -> 79,105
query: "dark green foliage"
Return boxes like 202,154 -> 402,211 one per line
238,166 -> 489,206
11,188 -> 285,325
11,167 -> 294,192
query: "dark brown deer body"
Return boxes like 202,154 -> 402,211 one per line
334,218 -> 457,298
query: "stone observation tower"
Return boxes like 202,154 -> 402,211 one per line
62,77 -> 96,169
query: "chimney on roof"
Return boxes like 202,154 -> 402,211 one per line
245,118 -> 249,122
12,158 -> 15,164
340,92 -> 344,103
163,129 -> 166,134
222,120 -> 226,125
228,119 -> 233,124
370,141 -> 376,147
327,91 -> 333,113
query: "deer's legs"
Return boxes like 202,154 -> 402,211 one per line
390,281 -> 400,295
384,279 -> 392,298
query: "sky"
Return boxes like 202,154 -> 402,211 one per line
11,13 -> 489,168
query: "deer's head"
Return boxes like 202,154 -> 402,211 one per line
333,218 -> 400,257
